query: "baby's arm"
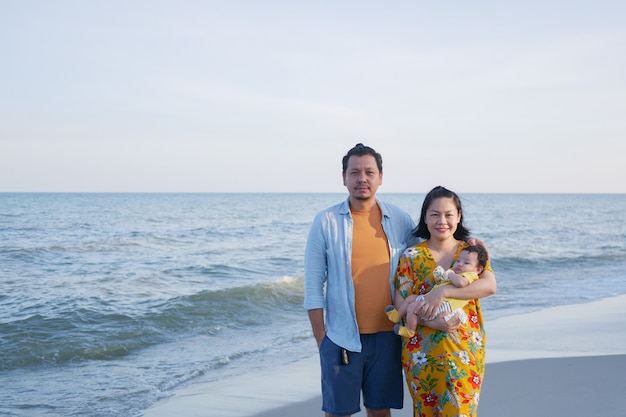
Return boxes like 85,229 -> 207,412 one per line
446,271 -> 471,288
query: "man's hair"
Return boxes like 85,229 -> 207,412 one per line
463,245 -> 489,268
342,143 -> 383,175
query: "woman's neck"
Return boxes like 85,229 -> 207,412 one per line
427,238 -> 460,265
427,237 -> 459,252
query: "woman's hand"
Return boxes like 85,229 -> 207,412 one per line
467,237 -> 490,260
413,285 -> 446,320
423,312 -> 461,332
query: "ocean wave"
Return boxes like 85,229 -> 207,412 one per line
493,249 -> 626,270
2,193 -> 625,417
155,276 -> 305,328
0,277 -> 306,371
0,310 -> 163,370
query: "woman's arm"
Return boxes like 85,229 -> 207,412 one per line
440,270 -> 496,299
415,270 -> 497,320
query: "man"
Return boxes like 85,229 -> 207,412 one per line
304,143 -> 416,417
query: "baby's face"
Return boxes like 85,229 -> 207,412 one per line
453,251 -> 481,273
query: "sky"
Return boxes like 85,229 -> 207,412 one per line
1,1 -> 625,193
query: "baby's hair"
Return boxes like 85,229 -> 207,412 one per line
463,245 -> 489,268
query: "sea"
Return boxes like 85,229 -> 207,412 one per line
1,192 -> 626,417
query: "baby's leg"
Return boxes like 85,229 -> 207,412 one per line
386,294 -> 419,323
405,304 -> 419,332
392,296 -> 425,337
398,294 -> 419,316
405,296 -> 426,331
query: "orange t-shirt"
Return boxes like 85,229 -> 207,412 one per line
351,206 -> 394,333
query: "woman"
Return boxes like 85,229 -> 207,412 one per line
394,186 -> 497,417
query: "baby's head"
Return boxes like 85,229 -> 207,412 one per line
453,245 -> 488,274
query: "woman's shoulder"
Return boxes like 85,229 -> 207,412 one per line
402,240 -> 429,257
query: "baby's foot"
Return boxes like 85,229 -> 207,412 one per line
394,323 -> 415,338
385,305 -> 401,323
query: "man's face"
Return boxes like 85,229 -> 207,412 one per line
342,155 -> 382,202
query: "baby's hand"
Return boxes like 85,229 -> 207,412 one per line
433,265 -> 447,283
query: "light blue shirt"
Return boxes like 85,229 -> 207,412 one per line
304,197 -> 416,352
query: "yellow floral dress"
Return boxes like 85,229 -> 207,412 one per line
394,241 -> 492,417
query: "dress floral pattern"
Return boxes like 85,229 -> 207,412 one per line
394,241 -> 492,417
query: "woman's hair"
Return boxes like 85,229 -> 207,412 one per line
342,143 -> 383,175
412,185 -> 470,241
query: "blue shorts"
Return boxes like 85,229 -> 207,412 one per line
319,331 -> 403,416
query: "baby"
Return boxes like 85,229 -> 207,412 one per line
386,245 -> 488,337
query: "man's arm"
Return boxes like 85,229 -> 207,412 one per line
303,215 -> 328,349
307,309 -> 326,348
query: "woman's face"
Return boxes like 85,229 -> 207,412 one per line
425,197 -> 461,241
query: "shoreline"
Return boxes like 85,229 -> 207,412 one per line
143,294 -> 626,417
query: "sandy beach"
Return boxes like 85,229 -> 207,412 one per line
144,294 -> 626,417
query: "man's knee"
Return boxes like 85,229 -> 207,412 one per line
366,408 -> 391,417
